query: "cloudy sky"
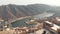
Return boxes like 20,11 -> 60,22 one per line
0,0 -> 60,6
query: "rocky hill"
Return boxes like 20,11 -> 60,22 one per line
0,4 -> 60,20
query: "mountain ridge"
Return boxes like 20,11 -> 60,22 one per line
0,4 -> 60,20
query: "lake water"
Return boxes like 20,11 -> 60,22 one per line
11,17 -> 36,27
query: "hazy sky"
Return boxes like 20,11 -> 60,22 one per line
0,0 -> 60,6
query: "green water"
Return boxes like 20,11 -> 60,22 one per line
11,17 -> 36,27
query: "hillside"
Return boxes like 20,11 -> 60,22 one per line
0,4 -> 60,20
